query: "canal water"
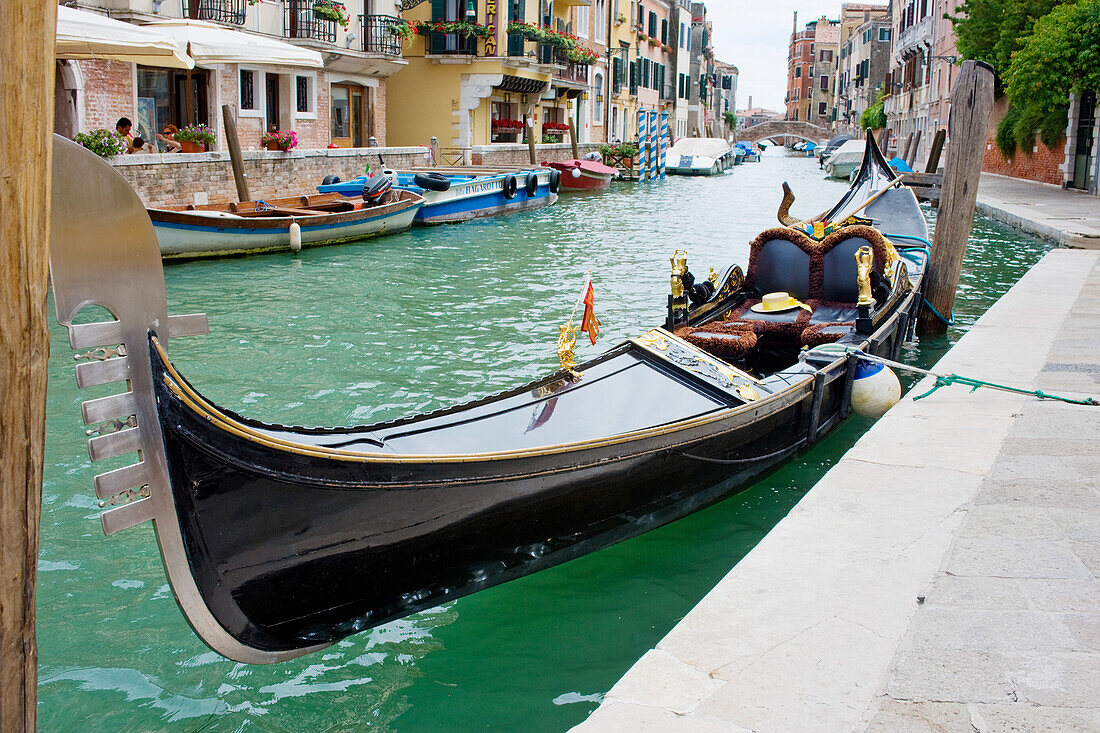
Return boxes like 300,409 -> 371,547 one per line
38,148 -> 1050,732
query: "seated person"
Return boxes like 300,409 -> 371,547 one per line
157,124 -> 183,153
128,136 -> 153,154
116,117 -> 134,149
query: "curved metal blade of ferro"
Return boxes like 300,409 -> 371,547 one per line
48,134 -> 319,663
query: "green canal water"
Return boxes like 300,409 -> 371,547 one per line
38,149 -> 1050,732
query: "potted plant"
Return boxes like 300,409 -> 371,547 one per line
564,46 -> 599,64
390,20 -> 413,42
312,0 -> 350,30
74,129 -> 128,158
175,123 -> 216,153
647,36 -> 660,47
616,142 -> 637,167
261,129 -> 299,152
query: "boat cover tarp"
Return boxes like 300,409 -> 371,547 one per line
143,19 -> 323,68
667,138 -> 731,158
57,6 -> 195,69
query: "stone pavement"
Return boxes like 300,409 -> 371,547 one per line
977,173 -> 1100,249
865,255 -> 1100,731
573,249 -> 1100,732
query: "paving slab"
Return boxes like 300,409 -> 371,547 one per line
976,173 -> 1100,248
573,249 -> 1100,732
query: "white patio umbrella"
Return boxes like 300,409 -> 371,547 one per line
142,19 -> 324,68
56,6 -> 195,69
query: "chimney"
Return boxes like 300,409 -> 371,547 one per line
748,95 -> 753,109
793,11 -> 798,35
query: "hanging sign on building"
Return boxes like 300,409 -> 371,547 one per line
485,0 -> 497,55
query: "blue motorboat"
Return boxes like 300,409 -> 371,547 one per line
318,168 -> 559,225
735,141 -> 762,162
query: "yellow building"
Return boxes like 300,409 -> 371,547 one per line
606,0 -> 674,144
386,0 -> 601,153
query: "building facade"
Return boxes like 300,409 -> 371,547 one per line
884,0 -> 934,157
712,60 -> 738,138
57,0 -> 405,151
807,16 -> 840,129
785,13 -> 814,121
836,9 -> 890,131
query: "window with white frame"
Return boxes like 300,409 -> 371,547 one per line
576,6 -> 588,37
595,0 -> 605,40
239,68 -> 263,116
593,73 -> 603,121
295,74 -> 315,117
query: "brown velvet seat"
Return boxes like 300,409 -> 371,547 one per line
679,225 -> 895,357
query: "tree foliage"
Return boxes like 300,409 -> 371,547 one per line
953,0 -> 1098,155
860,90 -> 886,130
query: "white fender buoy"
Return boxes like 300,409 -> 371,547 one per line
571,167 -> 581,178
851,359 -> 901,419
289,221 -> 302,252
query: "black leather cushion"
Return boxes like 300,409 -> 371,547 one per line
752,239 -> 811,300
821,237 -> 870,302
808,304 -> 858,323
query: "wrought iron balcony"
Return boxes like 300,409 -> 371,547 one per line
554,55 -> 589,85
284,0 -> 337,43
362,14 -> 404,55
183,0 -> 246,25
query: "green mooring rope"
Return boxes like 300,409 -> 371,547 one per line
912,374 -> 1098,406
843,349 -> 1099,407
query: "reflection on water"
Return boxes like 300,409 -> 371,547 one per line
38,149 -> 1050,732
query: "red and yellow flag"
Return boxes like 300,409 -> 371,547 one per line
579,277 -> 601,345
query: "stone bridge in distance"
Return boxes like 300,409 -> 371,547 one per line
739,120 -> 831,144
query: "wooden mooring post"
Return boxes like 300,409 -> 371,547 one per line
222,105 -> 251,202
568,116 -> 580,160
0,3 -> 55,731
525,116 -> 538,166
906,129 -> 922,168
925,128 -> 947,173
919,60 -> 995,335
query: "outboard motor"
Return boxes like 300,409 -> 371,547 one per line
362,175 -> 393,206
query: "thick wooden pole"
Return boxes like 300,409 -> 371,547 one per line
906,129 -> 922,168
0,4 -> 55,731
222,104 -> 250,202
919,61 -> 995,335
568,116 -> 580,159
925,128 -> 947,173
525,116 -> 537,165
901,132 -> 914,163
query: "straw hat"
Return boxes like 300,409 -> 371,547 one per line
750,292 -> 813,314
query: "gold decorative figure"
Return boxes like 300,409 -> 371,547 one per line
557,322 -> 580,376
670,250 -> 687,298
856,245 -> 875,306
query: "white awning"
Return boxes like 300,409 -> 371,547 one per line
56,6 -> 195,69
142,19 -> 324,69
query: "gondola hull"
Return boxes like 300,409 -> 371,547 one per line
49,130 -> 929,664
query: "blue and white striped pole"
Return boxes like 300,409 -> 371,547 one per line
648,110 -> 658,181
659,111 -> 669,179
636,109 -> 646,181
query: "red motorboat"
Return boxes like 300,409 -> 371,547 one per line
542,158 -> 618,190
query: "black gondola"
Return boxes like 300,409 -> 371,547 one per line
50,131 -> 930,664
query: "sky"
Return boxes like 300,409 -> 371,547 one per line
706,1 -> 849,113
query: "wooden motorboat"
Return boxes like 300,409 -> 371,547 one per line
317,167 -> 560,224
148,189 -> 424,259
665,138 -> 737,175
49,132 -> 929,664
542,158 -> 618,190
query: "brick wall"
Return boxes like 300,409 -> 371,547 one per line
111,147 -> 433,207
982,98 -> 1067,186
77,59 -> 132,132
296,77 -> 330,150
470,143 -> 602,166
372,82 -> 387,146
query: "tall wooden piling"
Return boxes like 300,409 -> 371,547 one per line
524,116 -> 537,165
222,105 -> 250,202
901,133 -> 914,164
568,116 -> 580,160
919,61 -> 995,335
925,128 -> 947,173
906,129 -> 922,168
0,3 -> 55,731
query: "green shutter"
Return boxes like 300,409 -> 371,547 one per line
430,0 -> 445,54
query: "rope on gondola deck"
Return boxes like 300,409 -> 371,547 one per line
844,348 -> 1098,407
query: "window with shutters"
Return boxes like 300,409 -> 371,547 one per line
648,11 -> 657,38
612,56 -> 622,93
630,61 -> 637,95
820,74 -> 828,91
661,18 -> 667,45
